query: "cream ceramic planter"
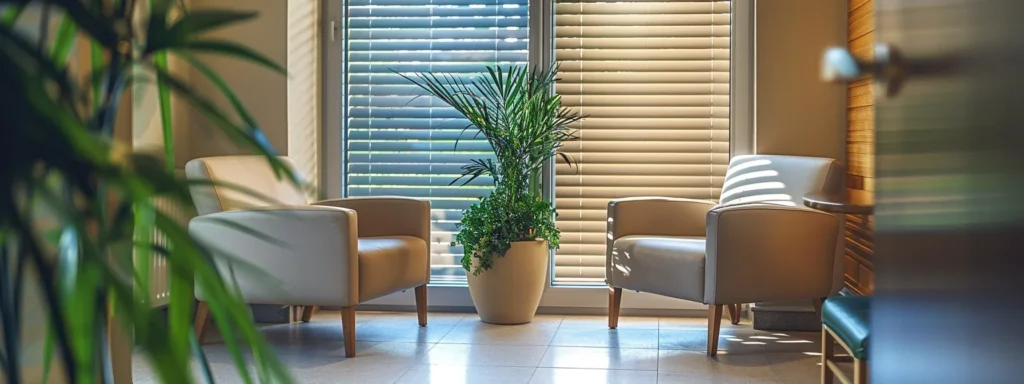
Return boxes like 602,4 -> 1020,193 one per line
466,240 -> 548,324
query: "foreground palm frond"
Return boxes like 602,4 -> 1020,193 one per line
1,1 -> 295,383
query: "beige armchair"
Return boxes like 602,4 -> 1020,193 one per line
185,156 -> 430,357
606,154 -> 845,355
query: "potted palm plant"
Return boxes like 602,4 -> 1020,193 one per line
2,1 -> 292,382
402,65 -> 583,324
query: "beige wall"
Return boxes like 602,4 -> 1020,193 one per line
186,0 -> 289,160
754,0 -> 848,162
750,0 -> 849,317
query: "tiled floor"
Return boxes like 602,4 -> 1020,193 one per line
133,310 -> 853,383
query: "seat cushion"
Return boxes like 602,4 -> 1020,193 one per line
822,296 -> 871,360
609,236 -> 706,302
358,236 -> 429,302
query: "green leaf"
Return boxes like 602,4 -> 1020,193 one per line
190,333 -> 215,384
50,15 -> 76,67
152,212 -> 291,384
0,20 -> 82,113
48,0 -> 119,48
133,202 -> 156,311
153,51 -> 175,171
41,322 -> 55,384
168,263 -> 194,383
1,4 -> 23,26
91,39 -> 104,111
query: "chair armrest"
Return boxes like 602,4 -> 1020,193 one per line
313,197 -> 430,242
607,197 -> 715,240
606,197 -> 716,284
704,203 -> 839,305
189,205 -> 360,306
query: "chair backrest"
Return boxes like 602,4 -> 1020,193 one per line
719,154 -> 844,207
185,156 -> 307,215
720,154 -> 847,294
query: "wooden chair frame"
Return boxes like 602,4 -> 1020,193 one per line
821,324 -> 868,384
194,284 -> 429,358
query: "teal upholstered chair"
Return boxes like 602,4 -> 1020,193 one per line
821,296 -> 870,384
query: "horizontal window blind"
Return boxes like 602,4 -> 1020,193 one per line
553,0 -> 731,284
344,0 -> 529,283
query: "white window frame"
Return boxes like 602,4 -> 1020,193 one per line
320,0 -> 754,311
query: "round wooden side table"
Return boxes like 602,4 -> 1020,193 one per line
803,189 -> 874,215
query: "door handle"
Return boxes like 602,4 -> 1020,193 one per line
821,43 -> 906,98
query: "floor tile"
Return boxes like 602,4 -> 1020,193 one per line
657,350 -> 718,373
311,310 -> 381,324
345,342 -> 435,367
538,347 -> 659,371
559,315 -> 659,330
133,362 -> 259,384
361,311 -> 467,324
765,353 -> 823,384
659,316 -> 752,332
755,330 -> 821,354
417,343 -> 548,367
397,365 -> 537,384
658,316 -> 711,330
658,370 -> 779,384
269,341 -> 380,369
198,362 -> 259,384
133,311 -> 811,384
355,319 -> 457,343
301,361 -> 411,384
439,321 -> 559,345
132,356 -> 156,383
460,314 -> 565,328
529,368 -> 658,384
197,344 -> 326,371
549,328 -> 659,349
658,350 -> 773,374
658,329 -> 765,354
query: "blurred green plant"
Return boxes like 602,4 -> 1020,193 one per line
0,0 -> 296,383
400,65 -> 584,275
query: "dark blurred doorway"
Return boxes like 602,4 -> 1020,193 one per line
874,0 -> 1024,383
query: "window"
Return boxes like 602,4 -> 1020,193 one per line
343,0 -> 529,283
552,0 -> 732,284
332,0 -> 742,288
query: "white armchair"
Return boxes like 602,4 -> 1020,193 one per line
185,156 -> 430,357
606,155 -> 845,355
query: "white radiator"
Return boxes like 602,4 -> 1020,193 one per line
144,195 -> 194,307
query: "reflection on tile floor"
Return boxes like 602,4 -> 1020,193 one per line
133,310 -> 847,383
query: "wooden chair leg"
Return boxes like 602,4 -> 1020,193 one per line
707,304 -> 723,356
822,325 -> 835,384
608,287 -> 623,329
853,357 -> 867,384
415,284 -> 428,327
301,306 -> 318,322
341,307 -> 356,357
195,301 -> 210,343
726,304 -> 741,325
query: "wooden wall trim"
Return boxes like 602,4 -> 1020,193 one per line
845,0 -> 875,294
